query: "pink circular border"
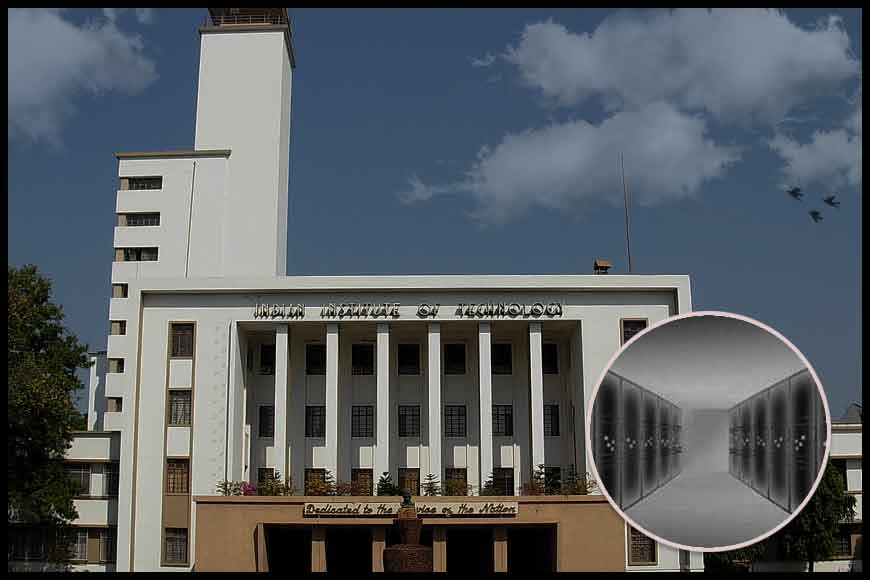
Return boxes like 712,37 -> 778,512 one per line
584,310 -> 833,554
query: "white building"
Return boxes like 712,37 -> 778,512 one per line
9,9 -> 705,572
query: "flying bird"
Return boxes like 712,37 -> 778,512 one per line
809,210 -> 823,223
823,194 -> 840,208
786,187 -> 803,200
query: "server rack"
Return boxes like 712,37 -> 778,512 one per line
592,371 -> 684,510
728,369 -> 826,513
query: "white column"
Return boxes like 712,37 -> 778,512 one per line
529,322 -> 545,471
427,322 -> 442,483
375,323 -> 390,490
478,322 -> 493,491
325,323 -> 339,479
274,324 -> 290,479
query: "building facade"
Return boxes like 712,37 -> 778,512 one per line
10,9 -> 708,572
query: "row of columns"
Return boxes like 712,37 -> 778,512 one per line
271,321 -> 548,489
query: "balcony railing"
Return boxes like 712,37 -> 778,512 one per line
204,11 -> 291,32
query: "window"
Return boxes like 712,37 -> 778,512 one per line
305,406 -> 326,438
352,469 -> 373,495
833,534 -> 853,557
100,528 -> 117,563
115,247 -> 158,262
163,528 -> 188,564
246,345 -> 253,371
398,405 -> 421,437
105,462 -> 119,497
398,468 -> 420,496
492,467 -> 514,496
168,390 -> 192,426
10,526 -> 46,561
542,343 -> 559,374
118,212 -> 160,226
492,343 -> 512,375
66,463 -> 91,496
352,406 -> 374,438
305,469 -> 326,494
544,404 -> 560,437
257,468 -> 275,484
621,319 -> 648,345
492,405 -> 514,437
444,405 -> 466,437
444,468 -> 468,496
544,466 -> 562,490
306,344 -> 326,375
66,528 -> 88,561
258,405 -> 274,438
165,459 -> 189,494
444,343 -> 466,375
259,343 -> 275,374
398,344 -> 421,375
628,527 -> 657,565
127,176 -> 163,190
170,324 -> 194,358
111,283 -> 128,298
110,320 -> 126,335
352,344 -> 374,375
107,397 -> 123,413
108,358 -> 124,373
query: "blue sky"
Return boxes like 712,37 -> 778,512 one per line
8,8 -> 861,417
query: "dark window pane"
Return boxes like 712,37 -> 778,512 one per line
352,344 -> 374,375
165,459 -> 189,494
351,406 -> 374,438
65,464 -> 91,496
259,405 -> 274,438
444,343 -> 466,375
493,467 -> 514,496
105,462 -> 120,497
306,406 -> 326,437
398,468 -> 420,495
492,343 -> 512,375
164,528 -> 188,564
169,390 -> 192,426
444,405 -> 466,437
171,324 -> 194,358
622,319 -> 648,345
100,528 -> 117,563
399,406 -> 421,437
544,405 -> 560,437
493,405 -> 514,437
257,467 -> 275,484
124,212 -> 160,226
542,343 -> 559,374
129,176 -> 163,190
260,344 -> 276,375
398,344 -> 420,375
306,344 -> 326,375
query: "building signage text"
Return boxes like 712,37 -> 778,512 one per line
302,501 -> 518,517
253,300 -> 563,320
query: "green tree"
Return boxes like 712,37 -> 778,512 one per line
422,473 -> 441,496
376,472 -> 401,496
774,463 -> 857,571
8,265 -> 91,527
705,463 -> 857,572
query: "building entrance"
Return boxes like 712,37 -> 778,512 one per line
508,525 -> 557,572
446,527 -> 494,573
265,526 -> 311,573
325,526 -> 373,573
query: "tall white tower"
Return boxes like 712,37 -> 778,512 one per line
193,8 -> 295,277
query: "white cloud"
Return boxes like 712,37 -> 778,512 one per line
503,10 -> 858,126
768,100 -> 862,189
135,8 -> 154,24
8,8 -> 158,145
470,52 -> 496,68
400,102 -> 741,224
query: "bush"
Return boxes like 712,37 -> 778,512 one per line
216,471 -> 295,496
422,473 -> 441,496
306,470 -> 336,496
376,472 -> 401,496
442,478 -> 471,497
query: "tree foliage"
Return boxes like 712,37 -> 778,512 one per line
422,473 -> 441,496
376,472 -> 401,496
8,265 -> 91,525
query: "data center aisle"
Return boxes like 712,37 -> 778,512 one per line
625,471 -> 789,548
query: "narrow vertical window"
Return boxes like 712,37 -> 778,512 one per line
492,343 -> 513,375
305,344 -> 326,375
170,324 -> 194,358
165,459 -> 189,494
168,390 -> 192,426
492,405 -> 514,437
544,404 -> 560,436
258,405 -> 275,438
259,343 -> 276,374
163,528 -> 188,564
104,462 -> 120,497
542,343 -> 559,374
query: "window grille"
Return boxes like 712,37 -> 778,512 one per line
165,459 -> 189,494
168,390 -> 192,426
305,406 -> 326,437
398,406 -> 420,437
492,405 -> 514,437
352,406 -> 374,438
444,405 -> 466,437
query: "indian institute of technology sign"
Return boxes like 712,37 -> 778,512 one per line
253,300 -> 564,320
303,501 -> 519,518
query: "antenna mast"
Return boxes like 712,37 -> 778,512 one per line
621,153 -> 634,273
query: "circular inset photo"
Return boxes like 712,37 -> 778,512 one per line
587,311 -> 831,552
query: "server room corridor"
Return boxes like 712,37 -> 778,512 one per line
590,315 -> 828,550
